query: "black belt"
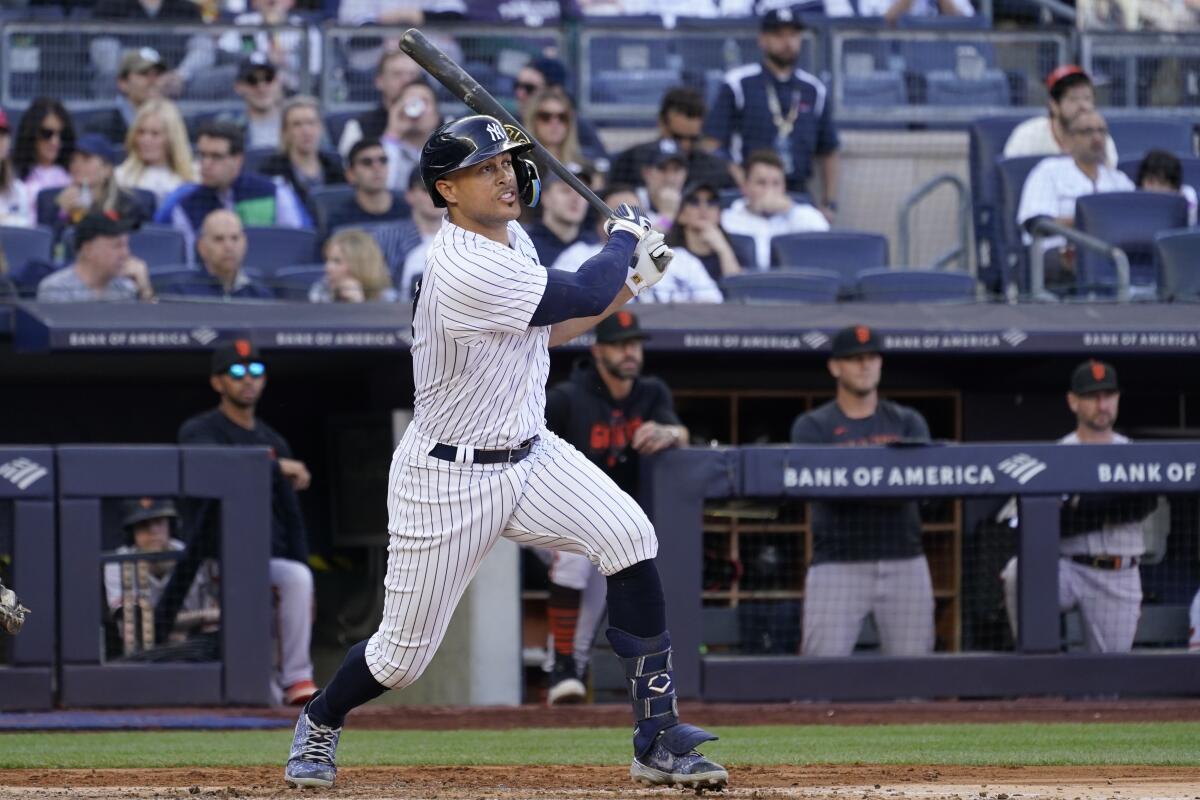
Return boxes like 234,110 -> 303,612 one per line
1070,554 -> 1139,570
429,436 -> 538,465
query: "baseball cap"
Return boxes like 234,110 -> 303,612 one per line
119,47 -> 167,78
74,209 -> 135,247
1045,64 -> 1088,92
642,139 -> 687,170
530,56 -> 569,89
761,5 -> 806,31
211,338 -> 263,374
75,133 -> 117,165
237,52 -> 278,83
1070,359 -> 1119,395
681,180 -> 720,204
829,324 -> 882,359
595,310 -> 649,344
121,497 -> 178,530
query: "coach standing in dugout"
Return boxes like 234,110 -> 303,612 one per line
1000,360 -> 1158,653
541,311 -> 689,704
790,325 -> 935,657
702,6 -> 839,219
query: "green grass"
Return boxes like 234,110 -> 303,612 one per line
1,723 -> 1199,770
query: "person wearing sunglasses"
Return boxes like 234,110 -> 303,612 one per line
225,54 -> 286,151
0,108 -> 32,228
664,182 -> 745,286
13,97 -> 75,221
523,87 -> 590,179
179,339 -> 318,707
79,48 -> 168,147
323,139 -> 411,234
511,57 -> 608,165
381,82 -> 442,193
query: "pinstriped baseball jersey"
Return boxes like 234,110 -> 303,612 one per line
412,219 -> 550,449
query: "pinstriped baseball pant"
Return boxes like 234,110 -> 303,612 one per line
365,425 -> 658,690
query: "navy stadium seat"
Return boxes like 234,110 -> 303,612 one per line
843,72 -> 908,107
324,110 -> 360,149
130,225 -> 187,269
242,147 -> 278,176
770,231 -> 889,292
924,71 -> 1010,108
1074,191 -> 1189,297
1117,155 -> 1200,191
856,268 -> 978,302
269,264 -> 326,301
1155,228 -> 1200,301
36,187 -> 155,229
1106,118 -> 1196,160
969,115 -> 1032,287
308,185 -> 357,234
721,271 -> 841,304
243,227 -> 319,276
725,233 -> 757,272
0,225 -> 53,273
150,266 -> 203,296
994,155 -> 1044,294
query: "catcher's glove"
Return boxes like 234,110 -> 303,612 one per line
0,579 -> 29,635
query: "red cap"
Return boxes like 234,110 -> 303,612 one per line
1045,64 -> 1087,93
0,108 -> 9,132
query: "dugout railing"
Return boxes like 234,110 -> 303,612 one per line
648,441 -> 1200,701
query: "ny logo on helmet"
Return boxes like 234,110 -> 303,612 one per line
485,122 -> 506,143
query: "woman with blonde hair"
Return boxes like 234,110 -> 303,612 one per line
523,86 -> 589,173
261,95 -> 343,213
115,98 -> 195,203
309,229 -> 396,303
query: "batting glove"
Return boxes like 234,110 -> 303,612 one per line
604,203 -> 652,241
626,230 -> 673,296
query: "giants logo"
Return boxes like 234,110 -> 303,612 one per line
590,414 -> 643,467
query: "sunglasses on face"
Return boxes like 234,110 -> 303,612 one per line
671,132 -> 700,144
684,195 -> 718,208
227,361 -> 266,379
242,72 -> 275,87
38,127 -> 62,141
197,150 -> 232,162
354,155 -> 388,167
515,81 -> 543,95
536,110 -> 569,124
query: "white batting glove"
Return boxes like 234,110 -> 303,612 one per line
604,203 -> 652,241
626,230 -> 673,296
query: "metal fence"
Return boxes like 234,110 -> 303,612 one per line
1082,32 -> 1200,110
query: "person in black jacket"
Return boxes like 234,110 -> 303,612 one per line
541,311 -> 688,704
260,96 -> 344,218
178,340 -> 317,705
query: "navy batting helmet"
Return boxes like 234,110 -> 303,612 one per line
420,115 -> 541,209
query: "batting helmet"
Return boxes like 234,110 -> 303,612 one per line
420,115 -> 541,209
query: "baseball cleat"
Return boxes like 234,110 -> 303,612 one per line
630,735 -> 728,790
547,655 -> 586,705
284,700 -> 341,789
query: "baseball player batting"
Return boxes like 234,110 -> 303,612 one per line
285,115 -> 728,791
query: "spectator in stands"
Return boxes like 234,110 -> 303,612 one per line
94,0 -> 204,20
609,87 -> 735,194
309,229 -> 396,303
1004,66 -> 1118,167
791,325 -> 935,657
514,56 -> 607,164
0,109 -> 32,228
260,96 -> 344,215
226,54 -> 285,151
387,168 -> 445,299
219,0 -> 321,94
381,82 -> 443,193
86,16 -> 212,98
553,185 -> 722,303
636,141 -> 689,229
14,98 -> 75,221
179,339 -> 318,706
1017,110 -> 1133,288
524,87 -> 593,180
337,0 -> 426,24
103,498 -> 220,651
37,210 -> 154,302
720,149 -> 829,270
82,48 -> 167,145
665,182 -> 744,286
1137,149 -> 1198,226
115,99 -> 195,205
703,8 -> 839,218
526,166 -> 596,268
172,210 -> 275,300
824,0 -> 974,23
337,50 -> 424,157
324,139 -> 410,232
154,121 -> 310,259
49,135 -> 148,231
1000,361 -> 1157,654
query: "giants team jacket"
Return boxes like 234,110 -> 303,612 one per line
544,359 -> 682,498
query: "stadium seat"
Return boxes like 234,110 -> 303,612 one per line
994,155 -> 1044,294
924,71 -> 1010,108
242,147 -> 278,176
35,187 -> 155,229
324,110 -> 360,147
1074,191 -> 1189,297
269,264 -> 326,301
721,271 -> 841,304
243,227 -> 319,276
1154,228 -> 1200,301
130,226 -> 187,269
969,115 -> 1031,287
770,231 -> 889,292
308,185 -> 357,234
856,268 -> 979,302
1,225 -> 54,272
591,69 -> 682,106
150,266 -> 204,296
1106,118 -> 1196,160
843,72 -> 908,107
1117,155 -> 1200,191
726,233 -> 757,272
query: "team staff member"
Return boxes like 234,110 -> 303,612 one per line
285,115 -> 726,791
702,7 -> 839,216
1001,361 -> 1157,653
542,311 -> 688,704
790,325 -> 935,657
179,340 -> 318,706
